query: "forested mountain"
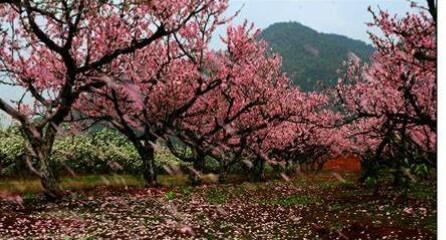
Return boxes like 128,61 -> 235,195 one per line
261,22 -> 374,91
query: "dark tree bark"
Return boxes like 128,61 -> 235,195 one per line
141,146 -> 157,187
189,150 -> 206,186
251,157 -> 265,182
132,139 -> 158,187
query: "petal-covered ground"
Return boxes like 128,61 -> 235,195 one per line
0,173 -> 436,239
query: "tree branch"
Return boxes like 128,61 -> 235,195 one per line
0,97 -> 28,123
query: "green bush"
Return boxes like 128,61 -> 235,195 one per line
0,124 -> 195,178
0,126 -> 144,177
52,128 -> 141,175
0,125 -> 26,176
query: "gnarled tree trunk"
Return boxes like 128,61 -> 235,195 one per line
134,140 -> 157,187
39,156 -> 63,200
24,124 -> 63,200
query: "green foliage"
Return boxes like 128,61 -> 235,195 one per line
0,127 -> 143,176
260,22 -> 374,91
154,146 -> 183,172
0,125 -> 26,176
0,125 -> 192,177
52,128 -> 141,174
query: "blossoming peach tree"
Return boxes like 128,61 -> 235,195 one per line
72,0 -> 231,186
0,0 -> 224,199
335,1 -> 436,184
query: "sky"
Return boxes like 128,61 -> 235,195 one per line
0,0 -> 423,124
211,0 -> 419,48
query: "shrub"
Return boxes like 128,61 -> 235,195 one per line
0,125 -> 26,176
52,128 -> 141,175
0,127 -> 143,177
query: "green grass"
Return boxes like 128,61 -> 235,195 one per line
0,174 -> 147,194
408,182 -> 436,200
423,214 -> 437,234
0,178 -> 43,193
61,174 -> 144,189
206,188 -> 229,204
319,180 -> 337,189
338,181 -> 356,190
329,221 -> 345,232
261,194 -> 315,207
328,202 -> 345,211
164,191 -> 176,201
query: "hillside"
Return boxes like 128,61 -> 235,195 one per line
260,22 -> 374,91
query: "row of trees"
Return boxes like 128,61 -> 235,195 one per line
0,0 -> 436,199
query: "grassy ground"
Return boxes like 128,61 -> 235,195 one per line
0,172 -> 436,239
0,174 -> 192,194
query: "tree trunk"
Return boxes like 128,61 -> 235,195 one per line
40,156 -> 63,200
188,155 -> 204,186
188,169 -> 201,186
193,154 -> 205,172
25,124 -> 63,200
251,158 -> 265,182
137,144 -> 157,187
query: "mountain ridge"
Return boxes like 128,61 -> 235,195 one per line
260,22 -> 374,91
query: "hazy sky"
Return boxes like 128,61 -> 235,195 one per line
211,0 -> 419,48
0,0 -> 422,123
